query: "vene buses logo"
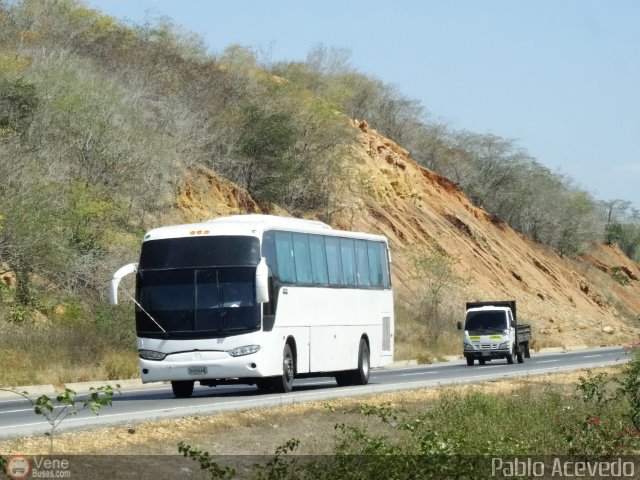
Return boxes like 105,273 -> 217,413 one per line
7,456 -> 30,479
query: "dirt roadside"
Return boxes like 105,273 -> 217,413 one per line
0,366 -> 620,457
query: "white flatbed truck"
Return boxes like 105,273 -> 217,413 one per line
457,300 -> 531,366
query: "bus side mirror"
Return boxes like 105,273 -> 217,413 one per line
456,321 -> 463,330
109,263 -> 138,305
256,257 -> 269,304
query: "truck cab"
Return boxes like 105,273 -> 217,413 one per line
457,300 -> 531,366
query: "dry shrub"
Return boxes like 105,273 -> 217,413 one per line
100,349 -> 139,380
0,348 -> 36,386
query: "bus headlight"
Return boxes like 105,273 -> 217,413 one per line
227,345 -> 261,357
138,349 -> 167,361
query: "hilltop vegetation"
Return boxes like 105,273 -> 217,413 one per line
0,0 -> 639,385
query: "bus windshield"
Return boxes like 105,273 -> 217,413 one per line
136,266 -> 260,339
139,235 -> 260,269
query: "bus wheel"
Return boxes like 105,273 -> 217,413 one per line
171,380 -> 194,398
271,344 -> 295,393
336,339 -> 370,386
353,339 -> 370,385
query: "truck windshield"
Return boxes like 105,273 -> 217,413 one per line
465,311 -> 507,331
136,266 -> 260,339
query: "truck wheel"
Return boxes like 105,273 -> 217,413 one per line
525,343 -> 531,358
466,357 -> 474,366
506,345 -> 515,364
171,380 -> 194,398
517,348 -> 525,364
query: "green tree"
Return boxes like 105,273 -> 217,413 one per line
411,249 -> 465,343
235,103 -> 299,199
0,74 -> 38,137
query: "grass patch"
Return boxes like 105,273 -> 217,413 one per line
0,300 -> 137,387
177,353 -> 640,479
394,304 -> 459,363
2,361 -> 639,475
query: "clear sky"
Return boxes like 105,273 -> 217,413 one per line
86,0 -> 640,209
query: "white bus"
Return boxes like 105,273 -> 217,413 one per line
109,214 -> 394,398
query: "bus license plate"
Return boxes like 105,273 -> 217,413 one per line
188,366 -> 207,376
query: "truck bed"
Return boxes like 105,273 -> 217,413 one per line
516,324 -> 532,343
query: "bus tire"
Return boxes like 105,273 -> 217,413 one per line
271,344 -> 295,393
353,338 -> 370,385
171,380 -> 194,398
336,338 -> 370,386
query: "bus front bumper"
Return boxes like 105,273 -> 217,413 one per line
139,350 -> 266,383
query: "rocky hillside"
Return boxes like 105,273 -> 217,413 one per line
172,119 -> 640,350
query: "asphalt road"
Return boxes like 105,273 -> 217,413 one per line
0,346 -> 631,439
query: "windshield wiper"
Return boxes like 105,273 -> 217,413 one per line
120,288 -> 169,337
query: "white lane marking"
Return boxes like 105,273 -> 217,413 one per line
537,360 -> 559,364
583,354 -> 603,359
297,381 -> 334,386
398,372 -> 437,377
1,357 -> 629,432
0,405 -> 66,415
0,420 -> 46,430
0,394 -> 319,430
116,387 -> 171,394
1,407 -> 39,415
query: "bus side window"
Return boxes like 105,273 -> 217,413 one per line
274,231 -> 296,283
262,231 -> 278,318
380,243 -> 391,288
292,233 -> 313,284
309,234 -> 329,285
262,274 -> 276,330
354,239 -> 371,287
367,241 -> 383,287
340,238 -> 357,286
325,237 -> 344,286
